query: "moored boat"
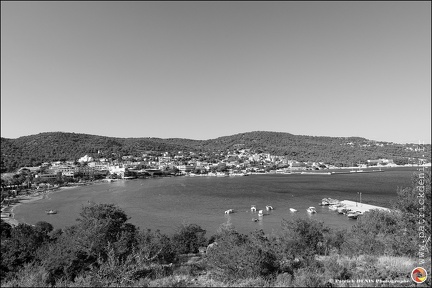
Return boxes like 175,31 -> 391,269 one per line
265,205 -> 273,211
306,207 -> 317,214
337,207 -> 349,214
289,208 -> 297,212
347,211 -> 361,219
45,209 -> 57,215
328,204 -> 340,211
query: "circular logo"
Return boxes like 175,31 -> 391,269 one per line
411,267 -> 427,283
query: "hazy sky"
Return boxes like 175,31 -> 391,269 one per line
1,1 -> 431,144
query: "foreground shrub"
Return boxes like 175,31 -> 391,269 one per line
1,223 -> 50,281
38,203 -> 138,285
278,217 -> 333,259
341,209 -> 419,257
85,244 -> 173,286
0,219 -> 12,239
137,229 -> 176,264
206,226 -> 279,281
292,264 -> 327,287
148,274 -> 194,287
0,263 -> 49,287
171,223 -> 207,255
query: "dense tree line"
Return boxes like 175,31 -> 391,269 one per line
1,171 -> 430,287
1,131 -> 430,172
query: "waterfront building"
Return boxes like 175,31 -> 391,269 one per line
55,165 -> 76,177
88,162 -> 110,172
109,165 -> 126,177
17,167 -> 41,174
176,164 -> 194,173
75,166 -> 96,177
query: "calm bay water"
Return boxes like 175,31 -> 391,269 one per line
14,167 -> 418,236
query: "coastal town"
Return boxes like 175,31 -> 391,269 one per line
2,147 -> 429,224
1,148 -> 409,188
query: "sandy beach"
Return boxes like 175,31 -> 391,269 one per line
1,183 -> 93,227
1,194 -> 45,226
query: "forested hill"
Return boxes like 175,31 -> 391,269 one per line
1,131 -> 430,172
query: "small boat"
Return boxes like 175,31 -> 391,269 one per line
307,207 -> 317,214
266,205 -> 273,211
347,211 -> 361,219
319,199 -> 330,206
337,207 -> 349,214
45,209 -> 57,215
252,218 -> 259,222
289,208 -> 297,212
326,198 -> 340,205
258,210 -> 264,216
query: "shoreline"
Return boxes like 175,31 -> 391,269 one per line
1,181 -> 103,227
1,169 -> 414,229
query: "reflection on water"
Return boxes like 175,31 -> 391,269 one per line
14,168 -> 416,236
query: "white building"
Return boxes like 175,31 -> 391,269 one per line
109,165 -> 126,177
88,162 -> 110,171
78,155 -> 93,163
55,165 -> 76,177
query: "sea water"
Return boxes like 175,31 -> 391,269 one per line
13,167 -> 418,236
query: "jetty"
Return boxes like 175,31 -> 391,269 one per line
339,200 -> 390,213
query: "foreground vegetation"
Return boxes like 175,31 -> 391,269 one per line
1,171 -> 430,287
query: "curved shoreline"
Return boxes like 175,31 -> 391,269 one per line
2,194 -> 45,226
1,182 -> 101,227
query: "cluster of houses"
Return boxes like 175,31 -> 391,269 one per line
8,148 -> 405,182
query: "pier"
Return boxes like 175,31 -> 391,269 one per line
339,200 -> 390,213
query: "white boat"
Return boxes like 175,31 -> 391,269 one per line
347,211 -> 361,219
306,207 -> 317,214
328,205 -> 340,211
289,208 -> 297,212
328,199 -> 340,205
45,209 -> 57,215
337,207 -> 349,214
319,199 -> 330,206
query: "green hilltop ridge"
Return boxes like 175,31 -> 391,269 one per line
1,131 -> 430,172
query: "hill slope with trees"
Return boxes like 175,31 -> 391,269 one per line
1,131 -> 430,172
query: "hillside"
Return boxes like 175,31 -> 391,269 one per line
1,131 -> 430,172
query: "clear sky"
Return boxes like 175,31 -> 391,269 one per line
1,1 -> 431,144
